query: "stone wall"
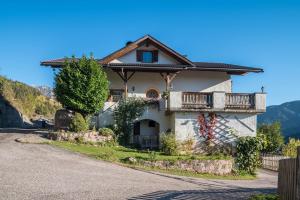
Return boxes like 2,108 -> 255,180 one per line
142,159 -> 233,175
0,97 -> 24,128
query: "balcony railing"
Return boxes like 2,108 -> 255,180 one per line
168,91 -> 266,112
182,92 -> 213,109
225,93 -> 255,109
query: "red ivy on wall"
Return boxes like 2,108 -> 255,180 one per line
197,113 -> 217,140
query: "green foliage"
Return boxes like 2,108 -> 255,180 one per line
54,55 -> 109,117
257,122 -> 284,153
236,136 -> 263,175
148,150 -> 158,162
69,113 -> 88,132
113,97 -> 146,145
98,127 -> 114,136
249,194 -> 278,200
161,133 -> 179,156
180,138 -> 194,155
0,76 -> 60,118
282,138 -> 300,158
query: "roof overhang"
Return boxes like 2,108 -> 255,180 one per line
41,60 -> 263,75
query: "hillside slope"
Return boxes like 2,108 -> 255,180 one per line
258,100 -> 300,139
0,76 -> 60,120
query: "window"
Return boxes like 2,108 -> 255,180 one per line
136,50 -> 158,63
142,51 -> 153,63
146,88 -> 159,99
109,89 -> 124,102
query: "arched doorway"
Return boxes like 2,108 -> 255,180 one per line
133,119 -> 159,149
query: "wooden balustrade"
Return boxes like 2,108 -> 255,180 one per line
182,92 -> 213,109
179,92 -> 256,110
225,93 -> 255,109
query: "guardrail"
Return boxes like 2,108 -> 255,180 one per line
225,93 -> 255,109
182,92 -> 213,109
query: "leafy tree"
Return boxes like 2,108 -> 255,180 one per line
282,138 -> 300,158
257,122 -> 284,153
54,55 -> 109,117
113,97 -> 146,145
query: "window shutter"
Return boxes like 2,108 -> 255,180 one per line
136,50 -> 142,62
153,50 -> 158,62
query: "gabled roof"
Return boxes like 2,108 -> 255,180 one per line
40,34 -> 264,75
101,35 -> 195,66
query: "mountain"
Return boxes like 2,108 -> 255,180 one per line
0,76 -> 61,120
35,86 -> 55,99
258,100 -> 300,139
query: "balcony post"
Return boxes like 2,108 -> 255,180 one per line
169,91 -> 182,110
212,91 -> 225,110
254,93 -> 266,112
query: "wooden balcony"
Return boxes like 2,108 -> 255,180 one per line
225,93 -> 255,109
168,91 -> 266,113
182,92 -> 213,109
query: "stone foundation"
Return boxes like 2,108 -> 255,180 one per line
142,159 -> 233,175
48,131 -> 113,143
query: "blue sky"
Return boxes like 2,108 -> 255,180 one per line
0,0 -> 299,106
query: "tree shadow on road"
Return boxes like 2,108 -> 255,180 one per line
128,188 -> 276,200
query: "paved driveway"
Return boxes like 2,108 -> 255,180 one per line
0,130 -> 277,200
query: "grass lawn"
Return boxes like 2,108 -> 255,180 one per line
51,141 -> 255,180
248,194 -> 278,200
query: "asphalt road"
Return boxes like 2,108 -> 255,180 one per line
0,130 -> 277,200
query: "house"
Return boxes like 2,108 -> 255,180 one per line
41,35 -> 266,149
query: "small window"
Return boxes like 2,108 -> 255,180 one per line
142,51 -> 153,63
136,50 -> 158,63
109,89 -> 124,102
146,89 -> 159,99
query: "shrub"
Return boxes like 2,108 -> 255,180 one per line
282,138 -> 300,158
161,133 -> 179,156
180,138 -> 194,155
113,97 -> 146,145
249,194 -> 278,200
236,136 -> 263,175
69,113 -> 88,132
148,150 -> 157,162
98,127 -> 114,137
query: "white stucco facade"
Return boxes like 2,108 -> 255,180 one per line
94,36 -> 265,148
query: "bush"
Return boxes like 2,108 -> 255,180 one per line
282,138 -> 300,158
113,97 -> 146,145
249,194 -> 278,200
236,136 -> 263,175
180,138 -> 194,155
69,113 -> 88,132
98,127 -> 114,137
161,133 -> 179,156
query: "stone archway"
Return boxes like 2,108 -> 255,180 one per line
133,119 -> 160,149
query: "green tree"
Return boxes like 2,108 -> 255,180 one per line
257,122 -> 284,153
282,138 -> 300,158
54,55 -> 109,117
113,97 -> 146,145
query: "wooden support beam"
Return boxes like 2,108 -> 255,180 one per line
114,69 -> 135,98
160,72 -> 180,91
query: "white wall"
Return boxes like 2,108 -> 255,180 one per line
172,112 -> 257,142
97,100 -> 171,133
111,44 -> 180,64
106,70 -> 232,97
